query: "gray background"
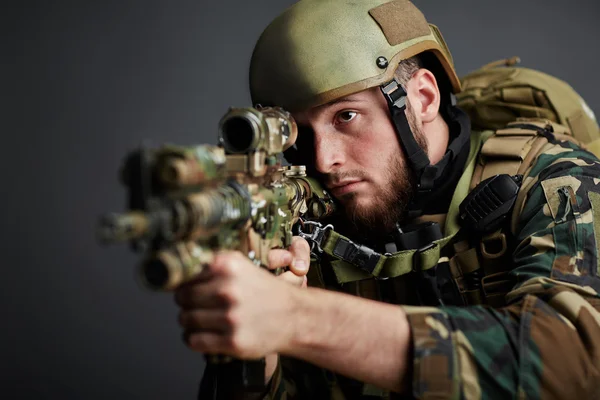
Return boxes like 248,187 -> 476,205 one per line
4,0 -> 600,398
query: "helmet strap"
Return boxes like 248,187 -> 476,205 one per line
380,79 -> 463,218
381,80 -> 431,174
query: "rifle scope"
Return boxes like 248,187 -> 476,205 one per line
218,107 -> 297,155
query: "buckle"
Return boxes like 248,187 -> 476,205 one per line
333,237 -> 382,275
295,220 -> 333,255
380,80 -> 407,110
412,243 -> 437,273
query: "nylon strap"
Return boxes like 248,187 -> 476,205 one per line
477,119 -> 554,184
322,131 -> 491,284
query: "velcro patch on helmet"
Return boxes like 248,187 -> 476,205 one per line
368,0 -> 431,46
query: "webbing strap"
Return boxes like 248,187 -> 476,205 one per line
477,119 -> 553,184
324,231 -> 455,283
321,132 -> 490,284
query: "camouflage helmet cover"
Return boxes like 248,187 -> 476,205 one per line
249,0 -> 461,112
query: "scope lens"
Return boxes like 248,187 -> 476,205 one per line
220,116 -> 256,154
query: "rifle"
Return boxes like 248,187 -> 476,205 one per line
96,106 -> 336,399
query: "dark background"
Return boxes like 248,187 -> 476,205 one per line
4,0 -> 600,398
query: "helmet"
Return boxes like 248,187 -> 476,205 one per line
250,0 -> 470,219
249,0 -> 461,112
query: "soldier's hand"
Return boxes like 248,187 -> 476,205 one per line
267,236 -> 311,287
174,250 -> 301,359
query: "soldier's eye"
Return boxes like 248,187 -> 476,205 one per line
336,111 -> 357,124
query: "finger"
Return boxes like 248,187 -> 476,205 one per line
277,270 -> 305,287
288,236 -> 311,276
210,251 -> 252,277
178,309 -> 230,333
185,331 -> 258,359
175,251 -> 235,290
267,249 -> 292,270
183,331 -> 227,355
174,278 -> 230,309
175,252 -> 251,308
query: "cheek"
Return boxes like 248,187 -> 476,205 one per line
353,137 -> 401,174
354,117 -> 401,158
346,113 -> 402,172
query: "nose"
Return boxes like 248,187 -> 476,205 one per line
313,128 -> 344,174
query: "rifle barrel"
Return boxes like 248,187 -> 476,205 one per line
140,242 -> 214,291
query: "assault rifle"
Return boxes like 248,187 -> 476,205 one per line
96,106 -> 336,399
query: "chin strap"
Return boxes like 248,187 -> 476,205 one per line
380,80 -> 431,179
380,79 -> 469,218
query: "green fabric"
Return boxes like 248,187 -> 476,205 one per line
361,383 -> 386,397
330,259 -> 372,283
445,130 -> 493,237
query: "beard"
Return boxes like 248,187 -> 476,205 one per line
326,103 -> 427,240
331,151 -> 415,239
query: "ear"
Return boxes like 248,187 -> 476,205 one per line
405,68 -> 441,124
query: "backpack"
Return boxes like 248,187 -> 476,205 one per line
456,57 -> 600,157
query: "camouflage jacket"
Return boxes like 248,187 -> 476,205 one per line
250,133 -> 600,399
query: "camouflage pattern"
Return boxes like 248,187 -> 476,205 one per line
157,144 -> 227,188
255,135 -> 600,399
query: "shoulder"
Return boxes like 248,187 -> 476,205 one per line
472,119 -> 600,213
506,130 -> 600,295
519,135 -> 600,219
513,129 -> 600,223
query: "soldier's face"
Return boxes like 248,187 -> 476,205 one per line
293,87 -> 423,232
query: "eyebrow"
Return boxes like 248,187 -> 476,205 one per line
298,96 -> 365,125
328,96 -> 364,106
312,96 -> 363,115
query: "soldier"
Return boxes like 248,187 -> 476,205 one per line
174,0 -> 600,398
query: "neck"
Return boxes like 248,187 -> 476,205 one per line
407,106 -> 472,218
423,114 -> 450,165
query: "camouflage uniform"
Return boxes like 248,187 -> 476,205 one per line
258,132 -> 600,399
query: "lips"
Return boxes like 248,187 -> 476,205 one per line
328,180 -> 364,196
